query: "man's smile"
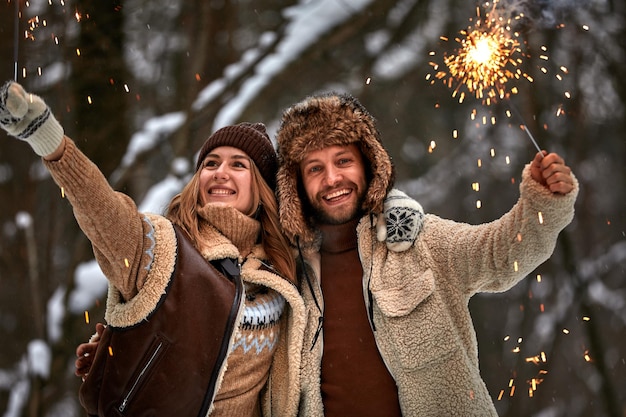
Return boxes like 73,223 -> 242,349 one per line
323,188 -> 352,202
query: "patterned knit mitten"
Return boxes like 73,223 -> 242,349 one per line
376,189 -> 424,252
0,81 -> 64,156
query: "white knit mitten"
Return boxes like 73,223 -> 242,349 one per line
376,189 -> 424,252
0,81 -> 64,156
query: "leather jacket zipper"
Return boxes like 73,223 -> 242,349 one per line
118,341 -> 164,413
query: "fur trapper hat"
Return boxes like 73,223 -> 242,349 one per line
196,122 -> 277,189
276,92 -> 395,247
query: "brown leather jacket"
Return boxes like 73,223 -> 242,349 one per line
79,225 -> 243,417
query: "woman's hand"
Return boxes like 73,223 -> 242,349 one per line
75,322 -> 106,381
0,81 -> 65,158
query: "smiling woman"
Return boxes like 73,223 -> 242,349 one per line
0,82 -> 305,417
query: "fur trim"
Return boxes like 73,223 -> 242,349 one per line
105,215 -> 176,327
276,92 -> 394,247
242,255 -> 306,417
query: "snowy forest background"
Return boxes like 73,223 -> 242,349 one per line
0,0 -> 624,416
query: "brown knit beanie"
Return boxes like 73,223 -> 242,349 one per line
195,122 -> 278,188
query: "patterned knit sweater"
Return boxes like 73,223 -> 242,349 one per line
197,205 -> 286,416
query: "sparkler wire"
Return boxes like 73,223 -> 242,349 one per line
507,99 -> 544,156
13,0 -> 19,81
431,1 -> 549,159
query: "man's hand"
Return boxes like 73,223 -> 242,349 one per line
530,151 -> 575,195
75,323 -> 105,381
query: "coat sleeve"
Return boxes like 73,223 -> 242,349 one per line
44,137 -> 152,300
423,163 -> 578,295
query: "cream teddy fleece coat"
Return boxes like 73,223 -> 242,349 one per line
295,167 -> 578,417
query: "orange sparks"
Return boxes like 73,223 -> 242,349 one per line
84,310 -> 89,324
429,1 -> 531,104
525,352 -> 547,365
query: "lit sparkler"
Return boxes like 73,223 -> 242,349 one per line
429,2 -> 531,105
428,1 -> 545,154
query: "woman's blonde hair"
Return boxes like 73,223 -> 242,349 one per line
165,162 -> 296,284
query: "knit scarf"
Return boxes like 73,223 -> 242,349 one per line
196,203 -> 261,258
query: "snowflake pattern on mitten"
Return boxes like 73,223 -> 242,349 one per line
386,205 -> 424,243
377,189 -> 425,252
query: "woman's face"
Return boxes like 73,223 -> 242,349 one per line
198,146 -> 255,215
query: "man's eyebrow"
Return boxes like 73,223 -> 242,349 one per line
302,157 -> 320,166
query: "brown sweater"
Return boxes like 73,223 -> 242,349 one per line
318,220 -> 402,417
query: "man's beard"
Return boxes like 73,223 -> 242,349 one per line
310,189 -> 366,225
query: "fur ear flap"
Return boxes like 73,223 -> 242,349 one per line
376,189 -> 425,252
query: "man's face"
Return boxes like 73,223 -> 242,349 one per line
300,143 -> 368,225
